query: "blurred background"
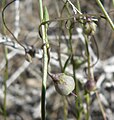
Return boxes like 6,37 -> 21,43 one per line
0,0 -> 114,120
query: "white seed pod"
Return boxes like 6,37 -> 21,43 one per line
49,73 -> 75,96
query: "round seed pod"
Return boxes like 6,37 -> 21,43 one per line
49,73 -> 75,96
83,22 -> 97,36
85,80 -> 96,92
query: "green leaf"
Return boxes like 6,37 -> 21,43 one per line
43,6 -> 49,25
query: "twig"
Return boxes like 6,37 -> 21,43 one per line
67,0 -> 82,14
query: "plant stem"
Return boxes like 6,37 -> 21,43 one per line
85,93 -> 90,120
63,97 -> 68,120
68,23 -> 82,120
112,0 -> 114,6
76,0 -> 81,12
85,36 -> 91,80
96,0 -> 114,30
38,0 -> 49,120
84,36 -> 91,120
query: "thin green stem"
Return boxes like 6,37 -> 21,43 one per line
63,97 -> 68,120
68,24 -> 82,120
38,0 -> 49,120
84,36 -> 91,120
58,29 -> 63,71
39,0 -> 43,22
76,0 -> 81,12
85,36 -> 91,80
112,0 -> 114,6
75,2 -> 83,119
96,0 -> 114,30
85,93 -> 90,120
